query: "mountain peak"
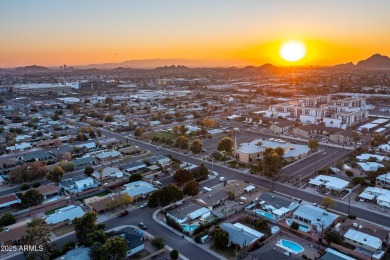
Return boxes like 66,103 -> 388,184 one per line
357,53 -> 390,68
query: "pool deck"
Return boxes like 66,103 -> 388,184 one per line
247,231 -> 321,260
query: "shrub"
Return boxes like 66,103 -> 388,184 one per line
166,216 -> 184,233
32,182 -> 41,188
194,230 -> 209,243
151,236 -> 165,250
20,184 -> 30,191
290,221 -> 299,230
170,249 -> 179,260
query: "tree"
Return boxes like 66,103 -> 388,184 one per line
23,218 -> 53,260
46,166 -> 65,184
217,137 -> 233,153
198,117 -> 215,127
190,139 -> 203,154
262,148 -> 283,177
84,166 -> 94,177
22,189 -> 44,208
74,211 -> 102,246
290,221 -> 299,230
227,191 -> 235,200
151,236 -> 165,250
129,173 -> 143,183
9,162 -> 48,183
97,129 -> 102,137
134,127 -> 144,137
308,139 -> 319,150
183,180 -> 200,196
32,182 -> 41,188
173,169 -> 193,184
170,249 -> 179,260
120,193 -> 133,206
214,226 -> 229,249
175,135 -> 189,150
0,213 -> 16,226
324,231 -> 342,244
90,236 -> 127,260
192,163 -> 208,181
148,184 -> 183,208
321,196 -> 336,210
104,114 -> 114,122
255,218 -> 267,229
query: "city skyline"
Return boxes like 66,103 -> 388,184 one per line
1,0 -> 390,67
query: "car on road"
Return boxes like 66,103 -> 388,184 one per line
117,210 -> 129,217
219,177 -> 226,182
140,203 -> 148,208
138,222 -> 147,230
156,147 -> 161,151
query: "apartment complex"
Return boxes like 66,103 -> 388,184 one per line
13,84 -> 73,95
265,95 -> 369,129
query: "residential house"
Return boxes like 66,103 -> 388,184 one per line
319,248 -> 356,260
377,173 -> 390,188
292,204 -> 339,232
54,247 -> 90,260
72,156 -> 96,168
0,194 -> 21,209
45,205 -> 84,227
195,189 -> 229,209
107,228 -> 145,257
22,151 -> 54,162
92,167 -> 123,181
270,121 -> 295,134
59,176 -> 99,193
95,150 -> 121,163
166,203 -> 210,224
343,229 -> 382,253
356,153 -> 386,163
35,139 -> 62,148
121,161 -> 147,175
88,193 -> 123,213
358,187 -> 390,209
329,130 -> 360,145
6,142 -> 32,152
145,155 -> 171,166
0,219 -> 29,246
75,142 -> 98,151
220,223 -> 263,251
336,218 -> 389,254
254,192 -> 300,221
121,181 -> 157,199
37,184 -> 60,199
357,162 -> 384,173
308,175 -> 349,192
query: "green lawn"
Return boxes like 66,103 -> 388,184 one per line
45,206 -> 68,216
148,131 -> 177,141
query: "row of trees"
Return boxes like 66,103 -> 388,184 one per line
148,184 -> 183,208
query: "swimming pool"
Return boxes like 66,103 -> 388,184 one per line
255,210 -> 274,220
277,239 -> 304,254
286,219 -> 311,232
181,224 -> 199,232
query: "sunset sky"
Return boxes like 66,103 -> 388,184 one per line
1,0 -> 390,67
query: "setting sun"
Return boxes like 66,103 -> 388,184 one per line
279,41 -> 306,62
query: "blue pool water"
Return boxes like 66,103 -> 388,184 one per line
286,219 -> 311,232
181,224 -> 199,232
256,210 -> 274,220
279,239 -> 304,254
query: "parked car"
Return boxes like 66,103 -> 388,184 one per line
138,222 -> 147,230
140,203 -> 148,208
117,210 -> 129,217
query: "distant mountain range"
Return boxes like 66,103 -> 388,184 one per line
333,54 -> 390,69
4,54 -> 390,71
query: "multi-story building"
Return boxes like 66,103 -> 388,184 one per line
12,84 -> 73,95
265,95 -> 368,129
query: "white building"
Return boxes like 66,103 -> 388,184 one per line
45,205 -> 84,226
265,96 -> 368,129
343,229 -> 382,253
359,187 -> 390,208
356,153 -> 386,162
357,162 -> 384,172
377,173 -> 390,188
309,175 -> 349,192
